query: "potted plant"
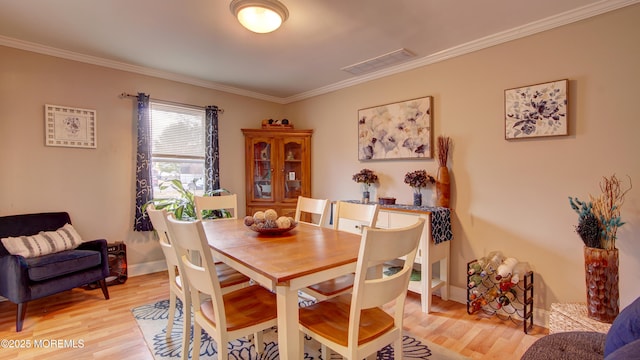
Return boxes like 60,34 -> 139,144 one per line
568,174 -> 631,323
352,169 -> 378,204
404,170 -> 435,206
144,179 -> 232,220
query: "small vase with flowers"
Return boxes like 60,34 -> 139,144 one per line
352,169 -> 378,204
404,170 -> 435,206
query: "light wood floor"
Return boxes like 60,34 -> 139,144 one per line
0,271 -> 547,359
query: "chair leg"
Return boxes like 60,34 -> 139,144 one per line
254,331 -> 264,354
181,297 -> 191,360
192,323 -> 202,360
321,344 -> 330,359
98,279 -> 110,300
394,336 -> 403,360
16,302 -> 27,332
167,292 -> 177,336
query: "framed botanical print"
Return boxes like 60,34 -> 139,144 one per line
358,96 -> 432,160
505,79 -> 568,139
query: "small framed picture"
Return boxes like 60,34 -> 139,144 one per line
504,79 -> 568,139
288,172 -> 296,181
45,104 -> 97,148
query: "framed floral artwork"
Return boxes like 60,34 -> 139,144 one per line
45,104 -> 97,148
504,79 -> 568,139
358,96 -> 432,160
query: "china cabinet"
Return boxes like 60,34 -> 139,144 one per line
242,128 -> 312,217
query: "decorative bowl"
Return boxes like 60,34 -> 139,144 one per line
247,222 -> 298,235
378,197 -> 396,205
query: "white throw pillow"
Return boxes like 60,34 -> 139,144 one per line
1,223 -> 83,258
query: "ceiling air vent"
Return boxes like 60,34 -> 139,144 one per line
341,48 -> 415,75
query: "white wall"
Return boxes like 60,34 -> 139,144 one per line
286,5 -> 640,312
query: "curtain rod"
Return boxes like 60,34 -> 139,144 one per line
119,92 -> 224,114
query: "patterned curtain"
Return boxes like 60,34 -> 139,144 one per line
133,93 -> 153,231
204,106 -> 221,194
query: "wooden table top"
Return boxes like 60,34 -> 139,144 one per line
201,219 -> 362,284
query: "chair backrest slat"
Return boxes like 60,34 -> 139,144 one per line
333,201 -> 379,234
295,196 -> 329,226
194,194 -> 238,220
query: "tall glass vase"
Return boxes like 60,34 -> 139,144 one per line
436,166 -> 450,208
584,246 -> 619,323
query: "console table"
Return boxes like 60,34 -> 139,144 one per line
336,201 -> 453,313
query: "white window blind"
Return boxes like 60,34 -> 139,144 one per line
150,102 -> 206,197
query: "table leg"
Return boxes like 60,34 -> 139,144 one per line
275,284 -> 301,360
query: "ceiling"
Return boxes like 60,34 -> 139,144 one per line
0,0 -> 636,103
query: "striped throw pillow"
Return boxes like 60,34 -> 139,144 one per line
1,223 -> 83,258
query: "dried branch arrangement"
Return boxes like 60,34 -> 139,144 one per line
569,174 -> 632,249
437,135 -> 452,167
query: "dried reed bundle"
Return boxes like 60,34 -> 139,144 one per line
590,175 -> 632,249
437,136 -> 452,167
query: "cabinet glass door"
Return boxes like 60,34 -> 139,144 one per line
283,139 -> 303,200
252,140 -> 273,200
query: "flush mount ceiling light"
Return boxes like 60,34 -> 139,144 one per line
230,0 -> 289,34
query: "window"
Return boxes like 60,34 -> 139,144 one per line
150,102 -> 205,199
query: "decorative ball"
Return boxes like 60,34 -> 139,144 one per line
243,216 -> 254,226
276,216 -> 291,229
253,211 -> 265,221
264,209 -> 278,221
264,219 -> 277,229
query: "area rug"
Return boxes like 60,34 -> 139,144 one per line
132,298 -> 468,359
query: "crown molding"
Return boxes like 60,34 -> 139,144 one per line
283,0 -> 640,103
0,35 -> 285,104
1,0 -> 638,105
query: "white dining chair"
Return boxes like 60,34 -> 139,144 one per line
299,218 -> 425,360
165,216 -> 278,360
146,205 -> 250,360
194,194 -> 238,220
294,196 -> 328,226
303,201 -> 380,301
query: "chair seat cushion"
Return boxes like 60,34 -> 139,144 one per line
26,249 -> 101,281
299,294 -> 394,347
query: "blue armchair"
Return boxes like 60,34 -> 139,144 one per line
0,212 -> 110,331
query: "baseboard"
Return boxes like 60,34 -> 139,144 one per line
127,259 -> 167,277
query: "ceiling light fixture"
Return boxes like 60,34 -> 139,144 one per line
230,0 -> 289,34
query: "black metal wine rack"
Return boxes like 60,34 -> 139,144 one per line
466,259 -> 534,334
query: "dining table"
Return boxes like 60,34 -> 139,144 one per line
201,218 -> 363,360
